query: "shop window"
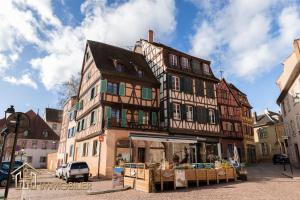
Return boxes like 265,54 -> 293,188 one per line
173,103 -> 181,120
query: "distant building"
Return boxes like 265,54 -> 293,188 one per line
44,108 -> 63,136
253,110 -> 286,161
276,39 -> 300,167
57,96 -> 77,166
1,110 -> 59,168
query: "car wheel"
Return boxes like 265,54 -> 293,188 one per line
66,177 -> 70,183
0,180 -> 7,187
84,175 -> 88,182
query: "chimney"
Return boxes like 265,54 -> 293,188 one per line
148,30 -> 154,43
252,111 -> 257,123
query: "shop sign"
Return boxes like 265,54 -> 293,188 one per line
112,167 -> 124,188
175,170 -> 186,188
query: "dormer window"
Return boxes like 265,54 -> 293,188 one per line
181,57 -> 189,69
169,54 -> 178,67
43,131 -> 48,138
138,70 -> 144,78
203,63 -> 210,75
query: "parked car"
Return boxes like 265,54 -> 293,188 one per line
55,164 -> 67,179
64,162 -> 89,183
0,161 -> 23,173
0,170 -> 8,187
273,154 -> 290,164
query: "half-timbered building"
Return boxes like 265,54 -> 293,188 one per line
74,40 -> 165,177
229,83 -> 256,163
134,31 -> 221,163
216,78 -> 244,161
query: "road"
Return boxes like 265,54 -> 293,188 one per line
2,162 -> 300,200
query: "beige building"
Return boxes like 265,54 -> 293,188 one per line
276,39 -> 300,167
44,108 -> 63,136
253,110 -> 285,161
57,96 -> 77,166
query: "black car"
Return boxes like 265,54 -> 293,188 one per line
0,161 -> 23,172
272,154 -> 289,164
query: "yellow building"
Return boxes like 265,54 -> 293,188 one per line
253,109 -> 286,161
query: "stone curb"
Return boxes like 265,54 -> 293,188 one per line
86,186 -> 131,195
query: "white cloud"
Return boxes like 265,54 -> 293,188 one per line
3,73 -> 38,89
189,0 -> 300,80
30,0 -> 176,90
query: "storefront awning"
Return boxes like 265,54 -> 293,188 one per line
129,133 -> 213,144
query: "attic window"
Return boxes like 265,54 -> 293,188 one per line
203,63 -> 210,75
43,131 -> 48,138
116,64 -> 124,72
24,130 -> 29,137
138,70 -> 144,78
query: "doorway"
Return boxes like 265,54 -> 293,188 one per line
138,148 -> 145,163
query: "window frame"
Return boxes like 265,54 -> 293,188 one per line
173,103 -> 181,120
172,75 -> 180,91
208,109 -> 216,124
186,105 -> 193,121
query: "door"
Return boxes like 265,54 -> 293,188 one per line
294,143 -> 300,164
137,148 -> 145,163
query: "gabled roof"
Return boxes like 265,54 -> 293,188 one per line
218,78 -> 240,106
254,110 -> 282,127
228,83 -> 252,108
45,108 -> 63,123
23,110 -> 59,141
87,40 -> 160,86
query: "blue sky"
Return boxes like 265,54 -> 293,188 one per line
1,0 -> 300,118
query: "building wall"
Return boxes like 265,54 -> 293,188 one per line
46,121 -> 62,136
47,152 -> 58,171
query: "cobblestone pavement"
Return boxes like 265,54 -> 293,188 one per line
2,162 -> 300,200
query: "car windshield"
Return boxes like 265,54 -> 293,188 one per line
71,163 -> 88,169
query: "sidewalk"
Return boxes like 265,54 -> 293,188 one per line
86,180 -> 131,195
281,166 -> 300,180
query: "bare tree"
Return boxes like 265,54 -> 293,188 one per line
57,73 -> 80,108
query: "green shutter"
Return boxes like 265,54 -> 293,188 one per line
193,106 -> 197,122
100,79 -> 107,93
147,88 -> 152,99
206,82 -> 215,99
105,106 -> 112,120
142,87 -> 147,99
151,112 -> 157,126
138,110 -> 143,125
181,104 -> 186,120
119,82 -> 125,96
180,77 -> 185,92
215,109 -> 220,124
167,74 -> 172,89
121,109 -> 127,127
196,80 -> 204,96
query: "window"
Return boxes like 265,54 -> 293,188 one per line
172,76 -> 180,91
235,123 -> 241,132
191,59 -> 201,73
116,64 -> 124,72
78,100 -> 84,110
138,70 -> 144,78
203,63 -> 210,75
27,156 -> 33,163
111,108 -> 120,124
86,71 -> 91,81
90,87 -> 96,100
52,124 -> 57,130
43,131 -> 48,138
90,110 -> 96,125
261,143 -> 268,156
206,82 -> 215,98
69,145 -> 74,157
40,156 -> 47,163
92,140 -> 99,156
107,82 -> 118,95
186,105 -> 193,121
221,90 -> 227,98
228,107 -> 234,116
141,87 -> 152,100
24,130 -> 29,137
169,54 -> 178,67
173,103 -> 181,120
85,51 -> 90,62
82,142 -> 89,157
142,112 -> 149,125
77,121 -> 81,132
81,118 -> 85,130
296,115 -> 300,132
42,141 -> 47,149
181,57 -> 189,69
32,140 -> 37,149
208,109 -> 215,124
